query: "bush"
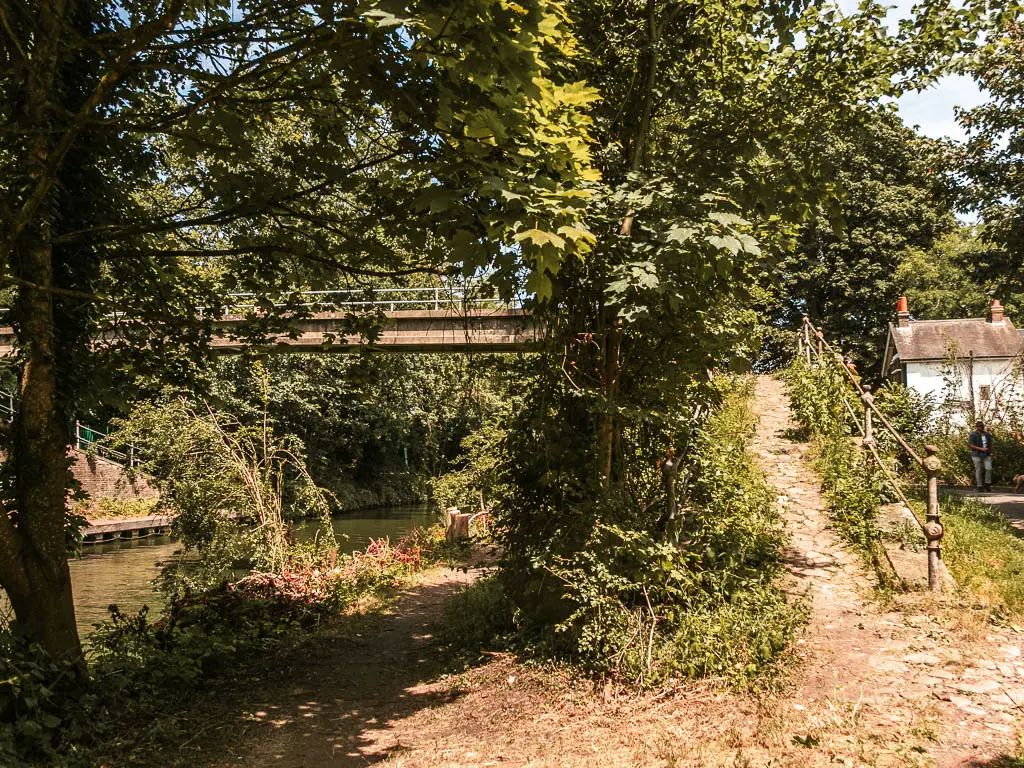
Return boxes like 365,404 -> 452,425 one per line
481,377 -> 805,686
0,524 -> 454,767
73,497 -> 159,520
929,494 -> 1024,617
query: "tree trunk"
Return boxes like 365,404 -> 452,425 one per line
9,234 -> 83,663
599,0 -> 660,489
0,0 -> 84,661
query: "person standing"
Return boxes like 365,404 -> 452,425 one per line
969,420 -> 994,492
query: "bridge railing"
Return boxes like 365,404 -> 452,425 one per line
74,421 -> 142,468
799,315 -> 946,593
217,286 -> 525,316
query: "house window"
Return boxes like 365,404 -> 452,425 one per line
980,385 -> 991,401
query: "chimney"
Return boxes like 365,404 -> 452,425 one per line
896,295 -> 911,328
989,298 -> 1005,324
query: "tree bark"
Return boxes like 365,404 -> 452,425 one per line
0,0 -> 84,662
9,231 -> 82,662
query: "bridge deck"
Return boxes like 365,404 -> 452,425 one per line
0,307 -> 541,356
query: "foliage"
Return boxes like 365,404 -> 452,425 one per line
111,385 -> 336,593
894,227 -> 994,320
0,525 -> 452,766
200,352 -> 504,510
784,354 -> 852,439
0,0 -> 598,659
71,497 -> 158,520
959,6 -> 1024,307
873,380 -> 935,466
486,378 -> 804,685
430,418 -> 509,513
771,110 -> 956,371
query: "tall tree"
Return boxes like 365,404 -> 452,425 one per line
959,5 -> 1024,299
772,110 -> 956,370
496,0 -> 957,625
0,0 -> 596,662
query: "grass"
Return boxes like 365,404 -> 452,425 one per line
910,493 -> 1024,618
74,496 -> 160,519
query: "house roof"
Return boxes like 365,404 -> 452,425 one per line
889,318 -> 1023,363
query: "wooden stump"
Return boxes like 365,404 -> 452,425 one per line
446,507 -> 471,542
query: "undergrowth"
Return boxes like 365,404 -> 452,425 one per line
0,525 -> 462,767
445,377 -> 806,688
914,494 -> 1024,618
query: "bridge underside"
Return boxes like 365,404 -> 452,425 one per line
213,308 -> 541,353
0,308 -> 542,357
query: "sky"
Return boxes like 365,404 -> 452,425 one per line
836,0 -> 986,143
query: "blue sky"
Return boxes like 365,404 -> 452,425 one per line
898,74 -> 984,142
837,0 -> 986,142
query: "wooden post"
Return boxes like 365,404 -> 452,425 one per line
923,444 -> 944,593
801,315 -> 811,363
445,507 -> 471,542
862,387 -> 873,445
815,329 -> 823,361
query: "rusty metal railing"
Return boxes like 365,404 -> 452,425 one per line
799,316 -> 945,593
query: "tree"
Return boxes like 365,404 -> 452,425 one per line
959,6 -> 1024,300
895,226 -> 992,320
771,110 -> 956,371
0,0 -> 596,662
495,0 -> 954,629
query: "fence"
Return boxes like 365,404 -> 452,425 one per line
74,421 -> 142,468
0,388 -> 141,468
798,316 -> 946,593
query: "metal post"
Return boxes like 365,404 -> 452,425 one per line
923,444 -> 944,593
434,288 -> 439,310
75,420 -> 81,450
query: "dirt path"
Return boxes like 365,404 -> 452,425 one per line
752,376 -> 1023,764
227,565 -> 481,767
225,377 -> 1022,767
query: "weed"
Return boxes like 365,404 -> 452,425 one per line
914,493 -> 1024,617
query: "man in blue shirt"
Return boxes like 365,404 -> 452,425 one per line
969,420 -> 994,493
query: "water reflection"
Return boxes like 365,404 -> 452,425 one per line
70,505 -> 438,635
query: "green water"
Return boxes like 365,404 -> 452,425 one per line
70,505 -> 438,636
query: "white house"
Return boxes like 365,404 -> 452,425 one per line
881,297 -> 1024,425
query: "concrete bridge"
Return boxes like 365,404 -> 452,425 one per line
0,288 -> 542,356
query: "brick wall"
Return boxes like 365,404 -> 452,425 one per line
70,449 -> 159,508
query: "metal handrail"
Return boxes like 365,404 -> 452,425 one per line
799,315 -> 945,593
0,388 -> 140,468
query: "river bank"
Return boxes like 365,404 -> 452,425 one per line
69,505 -> 440,634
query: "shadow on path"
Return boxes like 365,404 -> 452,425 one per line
194,567 -> 480,767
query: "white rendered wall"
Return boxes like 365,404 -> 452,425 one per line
905,358 -> 1024,424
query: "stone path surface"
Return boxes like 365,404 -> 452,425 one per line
752,376 -> 1023,765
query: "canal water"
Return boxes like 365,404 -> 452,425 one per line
70,505 -> 438,636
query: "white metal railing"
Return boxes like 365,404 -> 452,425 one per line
214,286 -> 526,316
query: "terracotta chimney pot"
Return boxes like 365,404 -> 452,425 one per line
896,295 -> 911,328
989,298 -> 1004,324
